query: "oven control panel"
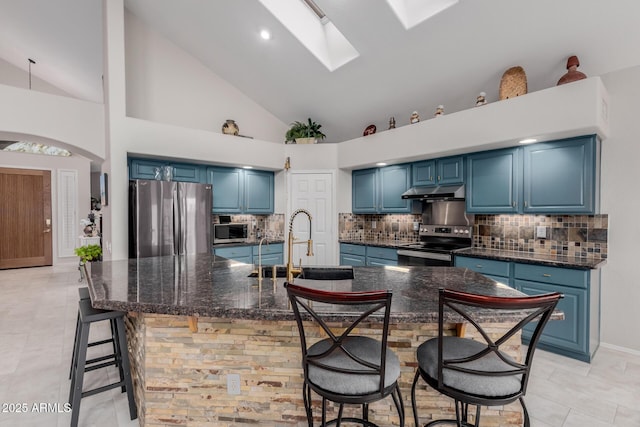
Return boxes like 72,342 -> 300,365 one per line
419,225 -> 472,237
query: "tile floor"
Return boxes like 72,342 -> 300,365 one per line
0,263 -> 639,427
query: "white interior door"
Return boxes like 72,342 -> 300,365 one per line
288,171 -> 335,266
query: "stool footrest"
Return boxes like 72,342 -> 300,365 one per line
81,380 -> 126,399
88,338 -> 114,347
85,359 -> 118,373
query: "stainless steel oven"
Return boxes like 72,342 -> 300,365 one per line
397,224 -> 472,267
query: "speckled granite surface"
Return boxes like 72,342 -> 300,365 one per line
338,239 -> 408,249
86,254 -> 528,323
455,247 -> 606,270
212,239 -> 285,249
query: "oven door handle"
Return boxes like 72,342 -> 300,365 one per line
397,250 -> 452,262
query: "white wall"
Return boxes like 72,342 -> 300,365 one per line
0,57 -> 73,98
124,10 -> 288,143
0,150 -> 92,265
599,66 -> 640,353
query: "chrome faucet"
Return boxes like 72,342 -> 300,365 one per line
286,209 -> 313,282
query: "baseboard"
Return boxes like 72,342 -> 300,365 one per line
600,342 -> 640,357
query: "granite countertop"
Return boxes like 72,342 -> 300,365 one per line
455,247 -> 607,270
339,239 -> 409,249
86,254 -> 532,323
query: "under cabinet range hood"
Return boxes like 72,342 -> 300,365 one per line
401,184 -> 465,200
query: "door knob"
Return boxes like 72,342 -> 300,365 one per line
44,229 -> 51,233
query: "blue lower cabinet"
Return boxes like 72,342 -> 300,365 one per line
513,263 -> 597,362
340,253 -> 366,266
252,243 -> 283,266
214,246 -> 252,263
339,243 -> 366,266
366,246 -> 398,266
455,256 -> 512,287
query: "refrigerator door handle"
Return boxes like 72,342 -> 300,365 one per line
173,184 -> 181,255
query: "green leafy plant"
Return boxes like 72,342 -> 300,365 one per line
285,118 -> 326,143
74,244 -> 102,265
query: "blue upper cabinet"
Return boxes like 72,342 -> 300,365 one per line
352,168 -> 378,213
171,163 -> 202,182
412,156 -> 464,187
129,158 -> 203,182
244,169 -> 274,214
466,148 -> 520,213
522,135 -> 597,214
379,164 -> 411,213
207,167 -> 244,213
206,167 -> 274,214
412,160 -> 436,186
129,158 -> 164,180
352,164 -> 411,213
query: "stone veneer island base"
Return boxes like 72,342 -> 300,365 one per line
88,255 -> 529,426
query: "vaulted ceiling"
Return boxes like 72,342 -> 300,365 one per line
2,0 -> 640,143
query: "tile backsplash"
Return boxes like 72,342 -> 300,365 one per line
339,213 -> 608,260
474,214 -> 607,260
213,214 -> 285,240
338,213 -> 422,243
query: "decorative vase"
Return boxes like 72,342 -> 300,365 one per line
294,137 -> 317,144
557,55 -> 587,85
222,119 -> 239,135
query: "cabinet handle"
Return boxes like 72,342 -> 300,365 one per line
438,175 -> 441,181
512,201 -> 516,207
543,273 -> 551,277
524,201 -> 528,207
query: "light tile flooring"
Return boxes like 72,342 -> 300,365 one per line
1,263 -> 639,427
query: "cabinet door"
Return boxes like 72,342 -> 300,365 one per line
466,148 -> 520,213
253,253 -> 282,266
340,253 -> 366,266
352,169 -> 378,213
523,135 -> 596,214
379,164 -> 411,213
437,156 -> 464,185
214,245 -> 252,263
207,167 -> 244,213
171,163 -> 202,183
515,279 -> 588,360
129,159 -> 164,180
412,160 -> 436,186
244,170 -> 274,214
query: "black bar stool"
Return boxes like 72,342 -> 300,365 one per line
68,288 -> 118,380
68,299 -> 137,427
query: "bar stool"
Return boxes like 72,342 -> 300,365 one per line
68,288 -> 118,380
68,299 -> 137,427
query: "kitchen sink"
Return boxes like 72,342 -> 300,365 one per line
247,266 -> 354,280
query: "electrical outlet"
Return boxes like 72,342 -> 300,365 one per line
371,221 -> 376,229
536,226 -> 547,239
413,222 -> 420,231
227,373 -> 241,395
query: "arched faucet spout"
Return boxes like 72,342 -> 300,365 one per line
286,209 -> 313,282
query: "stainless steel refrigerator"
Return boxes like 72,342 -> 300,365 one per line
129,179 -> 212,258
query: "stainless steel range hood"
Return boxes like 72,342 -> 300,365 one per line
401,184 -> 466,200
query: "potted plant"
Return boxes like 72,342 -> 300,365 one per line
285,118 -> 326,144
75,244 -> 102,265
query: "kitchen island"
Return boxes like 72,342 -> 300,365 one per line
87,254 -> 533,426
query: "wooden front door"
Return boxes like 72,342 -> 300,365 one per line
0,168 -> 53,269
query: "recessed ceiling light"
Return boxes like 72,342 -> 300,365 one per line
260,29 -> 271,40
243,166 -> 254,169
376,162 -> 387,166
519,138 -> 538,144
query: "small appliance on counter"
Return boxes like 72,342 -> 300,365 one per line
213,217 -> 248,244
129,179 -> 212,258
397,200 -> 474,266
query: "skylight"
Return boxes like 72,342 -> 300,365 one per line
386,0 -> 459,30
259,0 -> 359,72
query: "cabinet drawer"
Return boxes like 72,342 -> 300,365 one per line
367,257 -> 398,267
340,243 -> 366,256
214,246 -> 253,260
514,263 -> 587,289
455,256 -> 511,277
340,253 -> 366,267
252,243 -> 283,256
366,246 -> 398,261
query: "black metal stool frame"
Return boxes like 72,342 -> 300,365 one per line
285,282 -> 405,427
411,288 -> 562,427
